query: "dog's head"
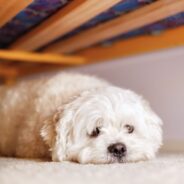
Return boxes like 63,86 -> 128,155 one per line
41,86 -> 162,164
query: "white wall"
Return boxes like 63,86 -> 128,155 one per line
68,47 -> 184,144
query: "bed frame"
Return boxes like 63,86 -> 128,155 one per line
0,0 -> 184,83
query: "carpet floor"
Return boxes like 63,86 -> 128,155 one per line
0,153 -> 184,184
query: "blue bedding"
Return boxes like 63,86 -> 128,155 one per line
0,0 -> 183,50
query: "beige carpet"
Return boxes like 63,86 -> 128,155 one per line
0,154 -> 184,184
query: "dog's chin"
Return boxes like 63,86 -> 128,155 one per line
84,157 -> 127,164
107,156 -> 127,164
73,154 -> 148,164
72,155 -> 128,164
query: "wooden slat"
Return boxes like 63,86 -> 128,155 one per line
10,0 -> 122,51
0,64 -> 18,77
0,62 -> 61,79
0,0 -> 33,27
0,50 -> 86,65
77,26 -> 184,61
43,0 -> 184,53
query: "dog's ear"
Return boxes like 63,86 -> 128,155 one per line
40,110 -> 61,148
41,98 -> 78,162
141,98 -> 163,126
141,98 -> 163,150
41,91 -> 92,162
40,107 -> 72,162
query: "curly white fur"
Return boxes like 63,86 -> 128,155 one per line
0,73 -> 162,164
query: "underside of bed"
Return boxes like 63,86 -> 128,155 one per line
0,0 -> 184,83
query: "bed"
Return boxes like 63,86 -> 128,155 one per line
0,0 -> 183,83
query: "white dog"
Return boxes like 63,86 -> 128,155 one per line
0,73 -> 162,164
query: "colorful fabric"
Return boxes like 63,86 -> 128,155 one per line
50,0 -> 155,44
57,0 -> 184,47
0,0 -> 156,48
0,0 -> 69,48
101,12 -> 184,46
0,0 -> 183,49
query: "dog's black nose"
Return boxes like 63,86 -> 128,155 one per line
108,143 -> 126,157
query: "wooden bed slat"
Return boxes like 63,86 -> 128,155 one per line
77,26 -> 184,61
43,0 -> 184,53
10,0 -> 122,51
0,0 -> 33,27
0,50 -> 86,65
0,65 -> 18,76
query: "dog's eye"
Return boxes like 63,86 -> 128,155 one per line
90,127 -> 100,138
125,124 -> 134,134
